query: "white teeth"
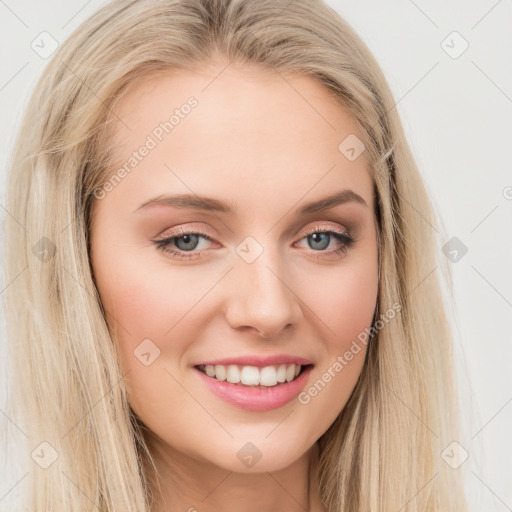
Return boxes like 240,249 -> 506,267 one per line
226,364 -> 241,384
240,366 -> 260,385
214,364 -> 226,381
199,363 -> 305,387
285,364 -> 296,382
276,364 -> 287,383
260,366 -> 278,386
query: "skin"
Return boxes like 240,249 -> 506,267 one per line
89,60 -> 379,512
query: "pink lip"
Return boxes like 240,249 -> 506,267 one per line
194,365 -> 314,411
193,354 -> 313,368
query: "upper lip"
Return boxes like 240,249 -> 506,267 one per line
194,354 -> 314,368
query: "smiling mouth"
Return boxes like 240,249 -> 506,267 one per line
195,363 -> 313,388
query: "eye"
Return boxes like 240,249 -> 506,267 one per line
294,225 -> 355,259
152,227 -> 216,260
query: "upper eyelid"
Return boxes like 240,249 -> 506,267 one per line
159,224 -> 349,242
155,224 -> 215,241
301,224 -> 349,236
160,220 -> 349,238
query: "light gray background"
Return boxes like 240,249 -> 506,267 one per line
1,1 -> 511,510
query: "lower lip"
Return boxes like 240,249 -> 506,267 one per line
194,365 -> 313,411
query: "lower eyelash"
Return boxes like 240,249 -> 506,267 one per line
153,229 -> 354,260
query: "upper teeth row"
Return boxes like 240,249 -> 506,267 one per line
201,363 -> 302,386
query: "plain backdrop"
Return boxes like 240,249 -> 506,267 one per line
1,1 -> 511,510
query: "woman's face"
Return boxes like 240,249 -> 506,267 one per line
90,63 -> 379,473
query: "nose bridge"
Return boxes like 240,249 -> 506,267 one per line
225,240 -> 302,337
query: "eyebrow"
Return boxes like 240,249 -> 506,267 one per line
134,189 -> 368,215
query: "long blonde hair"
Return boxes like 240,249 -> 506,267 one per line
3,0 -> 468,510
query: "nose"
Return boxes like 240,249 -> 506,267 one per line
224,253 -> 303,339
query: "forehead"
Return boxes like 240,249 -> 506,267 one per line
101,63 -> 374,216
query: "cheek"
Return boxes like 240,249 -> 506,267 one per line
330,271 -> 377,344
295,254 -> 378,412
301,256 -> 378,350
90,245 -> 219,403
92,237 -> 200,340
92,263 -> 181,417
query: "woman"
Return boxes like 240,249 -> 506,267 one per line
3,0 -> 468,510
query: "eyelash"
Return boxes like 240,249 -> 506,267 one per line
152,225 -> 355,261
